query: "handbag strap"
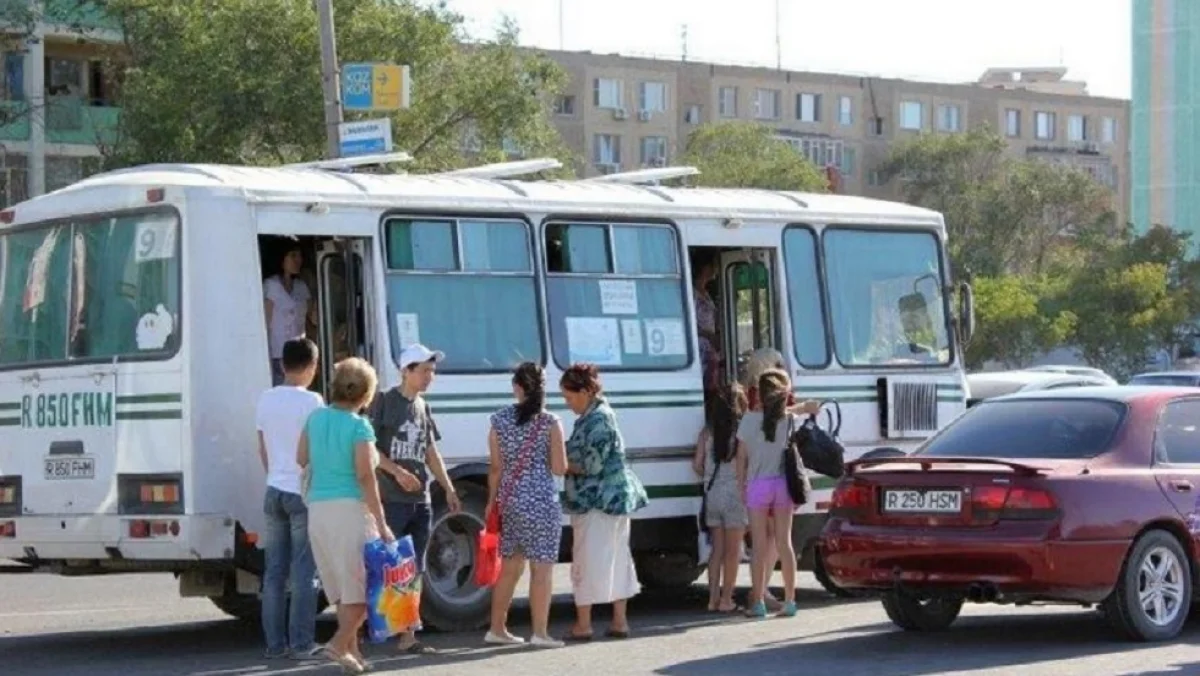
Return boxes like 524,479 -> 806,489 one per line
497,414 -> 546,509
703,430 -> 729,494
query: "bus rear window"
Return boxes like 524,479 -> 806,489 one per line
544,222 -> 689,370
0,211 -> 180,367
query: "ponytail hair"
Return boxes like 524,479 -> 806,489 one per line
711,382 -> 747,465
758,369 -> 791,443
512,361 -> 546,425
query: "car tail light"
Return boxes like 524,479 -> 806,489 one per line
971,485 -> 1059,521
0,477 -> 20,518
830,481 -> 871,518
118,474 -> 184,515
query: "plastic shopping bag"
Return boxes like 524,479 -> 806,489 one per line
474,506 -> 502,587
364,534 -> 423,644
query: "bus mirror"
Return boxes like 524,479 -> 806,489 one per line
958,281 -> 975,345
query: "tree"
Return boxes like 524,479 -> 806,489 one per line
879,128 -> 1114,279
96,0 -> 574,172
965,274 -> 1076,369
1065,225 -> 1200,379
679,121 -> 828,191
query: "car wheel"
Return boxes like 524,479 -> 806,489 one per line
1102,529 -> 1192,642
881,591 -> 963,631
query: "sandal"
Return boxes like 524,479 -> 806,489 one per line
744,601 -> 767,618
403,641 -> 438,655
322,647 -> 365,675
563,631 -> 594,642
605,628 -> 630,639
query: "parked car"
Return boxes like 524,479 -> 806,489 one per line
820,386 -> 1200,642
1024,364 -> 1118,384
965,370 -> 1114,408
1128,371 -> 1200,387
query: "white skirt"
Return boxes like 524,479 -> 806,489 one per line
570,511 -> 641,606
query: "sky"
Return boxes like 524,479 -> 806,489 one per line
446,0 -> 1132,100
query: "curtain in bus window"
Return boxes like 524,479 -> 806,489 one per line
73,214 -> 179,359
386,220 -> 455,270
385,276 -> 542,372
612,227 -> 676,274
0,226 -> 70,365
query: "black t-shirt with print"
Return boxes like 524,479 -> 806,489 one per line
367,388 -> 441,504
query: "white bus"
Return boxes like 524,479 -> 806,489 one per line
0,160 -> 972,630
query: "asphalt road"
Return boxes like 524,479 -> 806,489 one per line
2,566 -> 1200,676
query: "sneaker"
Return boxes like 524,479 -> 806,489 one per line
264,648 -> 289,659
745,600 -> 768,618
777,601 -> 797,618
530,635 -> 565,649
289,644 -> 324,660
484,630 -> 526,645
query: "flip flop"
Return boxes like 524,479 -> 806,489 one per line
605,628 -> 630,639
403,641 -> 437,655
563,631 -> 594,642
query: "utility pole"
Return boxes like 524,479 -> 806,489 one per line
315,0 -> 343,160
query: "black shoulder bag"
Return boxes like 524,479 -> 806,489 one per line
795,401 -> 847,479
782,415 -> 810,506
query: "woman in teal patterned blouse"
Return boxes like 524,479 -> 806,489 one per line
559,363 -> 648,641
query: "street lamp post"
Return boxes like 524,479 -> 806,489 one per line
315,0 -> 343,160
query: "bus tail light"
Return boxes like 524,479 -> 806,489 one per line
118,474 -> 184,515
146,187 -> 165,203
128,519 -> 180,539
0,520 -> 15,538
0,209 -> 14,224
0,476 -> 21,518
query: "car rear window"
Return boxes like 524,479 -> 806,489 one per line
1129,374 -> 1200,386
915,399 -> 1126,459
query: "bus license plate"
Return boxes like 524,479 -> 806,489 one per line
882,489 -> 962,514
44,456 -> 95,480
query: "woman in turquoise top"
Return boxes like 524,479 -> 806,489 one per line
559,363 -> 648,642
298,357 -> 395,675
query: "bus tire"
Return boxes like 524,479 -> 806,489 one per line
210,590 -> 330,623
420,481 -> 491,632
635,552 -> 705,590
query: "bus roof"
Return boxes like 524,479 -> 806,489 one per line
2,162 -> 946,229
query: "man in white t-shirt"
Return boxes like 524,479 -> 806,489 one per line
256,337 -> 325,659
263,245 -> 313,385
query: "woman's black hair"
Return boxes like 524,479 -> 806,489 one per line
759,369 -> 790,443
711,383 -> 747,465
512,361 -> 546,425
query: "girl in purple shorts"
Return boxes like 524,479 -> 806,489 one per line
735,368 -> 820,618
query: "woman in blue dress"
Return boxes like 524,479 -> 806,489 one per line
484,361 -> 568,648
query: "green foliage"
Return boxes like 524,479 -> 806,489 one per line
679,122 -> 828,191
96,0 -> 573,171
880,127 -> 1114,279
965,274 -> 1076,370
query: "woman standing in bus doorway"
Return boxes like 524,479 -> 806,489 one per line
559,363 -> 648,641
693,253 -> 723,421
484,362 -> 569,648
264,242 -> 315,386
298,357 -> 395,674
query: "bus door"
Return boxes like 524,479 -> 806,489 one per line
719,249 -> 780,385
315,238 -> 373,396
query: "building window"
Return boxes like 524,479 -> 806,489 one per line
841,146 -> 856,177
868,170 -> 884,186
1005,108 -> 1021,137
593,134 -> 621,168
797,93 -> 822,123
639,81 -> 667,113
1035,111 -> 1056,140
3,53 -> 23,101
640,136 -> 668,166
718,86 -> 737,118
553,95 -> 576,116
1102,116 -> 1117,143
778,135 -> 842,169
754,89 -> 780,120
543,223 -> 689,370
869,117 -> 884,136
45,57 -> 83,96
593,78 -> 623,109
1068,114 -> 1088,142
899,101 -> 922,130
684,104 -> 702,124
838,96 -> 853,126
936,104 -> 960,132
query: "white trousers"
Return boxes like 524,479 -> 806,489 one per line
570,511 -> 641,606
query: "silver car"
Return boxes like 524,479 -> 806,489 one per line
965,370 -> 1116,408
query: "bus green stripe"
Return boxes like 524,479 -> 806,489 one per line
116,410 -> 183,421
117,393 -> 182,405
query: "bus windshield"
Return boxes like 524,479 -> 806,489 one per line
0,210 -> 181,368
821,228 -> 951,367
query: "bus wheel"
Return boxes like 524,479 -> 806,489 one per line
210,590 -> 330,623
635,552 -> 704,590
421,482 -> 491,632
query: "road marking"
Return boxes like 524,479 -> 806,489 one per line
0,605 -> 162,618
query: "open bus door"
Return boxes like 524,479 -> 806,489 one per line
719,249 -> 780,386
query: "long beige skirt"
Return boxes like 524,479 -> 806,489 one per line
570,511 -> 641,606
308,499 -> 378,605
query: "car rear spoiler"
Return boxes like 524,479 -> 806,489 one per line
845,456 -> 1050,478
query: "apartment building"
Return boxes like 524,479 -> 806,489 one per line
541,50 -> 1130,220
0,1 -> 122,206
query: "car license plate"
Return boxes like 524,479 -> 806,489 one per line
44,456 -> 95,481
882,489 -> 962,514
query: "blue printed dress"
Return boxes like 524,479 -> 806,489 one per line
491,405 -> 561,564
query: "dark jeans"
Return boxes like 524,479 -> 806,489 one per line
383,501 -> 432,572
261,486 -> 317,655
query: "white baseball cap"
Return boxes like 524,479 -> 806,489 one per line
397,343 -> 445,370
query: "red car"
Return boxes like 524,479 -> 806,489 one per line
820,386 -> 1200,642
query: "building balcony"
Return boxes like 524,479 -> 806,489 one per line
43,0 -> 121,34
0,97 -> 119,146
